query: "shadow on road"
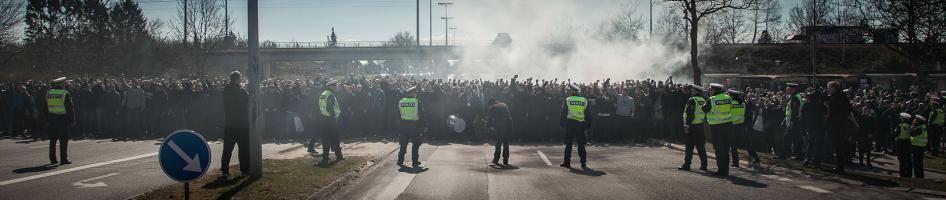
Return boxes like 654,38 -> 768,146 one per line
215,176 -> 259,200
489,164 -> 520,170
12,164 -> 58,174
717,175 -> 768,188
202,175 -> 249,189
398,166 -> 429,174
569,168 -> 606,177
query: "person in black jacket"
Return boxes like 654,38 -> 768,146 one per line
221,71 -> 249,176
826,81 -> 853,173
678,85 -> 707,171
488,98 -> 513,165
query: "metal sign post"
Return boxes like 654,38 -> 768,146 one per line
247,0 -> 264,178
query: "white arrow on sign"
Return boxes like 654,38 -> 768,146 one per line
72,173 -> 119,188
168,141 -> 203,172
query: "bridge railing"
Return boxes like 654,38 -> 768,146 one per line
262,40 -> 488,48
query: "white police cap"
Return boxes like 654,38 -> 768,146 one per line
899,113 -> 912,119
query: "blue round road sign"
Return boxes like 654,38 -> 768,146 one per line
159,129 -> 211,183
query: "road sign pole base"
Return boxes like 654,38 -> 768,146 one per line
184,182 -> 190,200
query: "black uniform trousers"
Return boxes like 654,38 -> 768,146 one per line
912,145 -> 925,178
929,124 -> 942,156
398,121 -> 423,165
710,123 -> 731,175
563,126 -> 588,165
683,124 -> 707,169
731,123 -> 758,165
896,139 -> 913,177
221,126 -> 249,173
48,116 -> 70,163
322,120 -> 342,160
828,124 -> 848,171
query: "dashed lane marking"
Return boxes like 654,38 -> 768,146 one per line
0,152 -> 158,186
761,174 -> 791,182
536,151 -> 553,166
797,185 -> 832,194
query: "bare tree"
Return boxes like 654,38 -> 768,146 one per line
0,0 -> 25,46
748,0 -> 782,43
597,2 -> 645,41
717,9 -> 750,43
173,0 -> 229,48
851,0 -> 946,72
669,0 -> 756,85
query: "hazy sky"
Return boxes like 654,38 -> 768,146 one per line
131,0 -> 804,42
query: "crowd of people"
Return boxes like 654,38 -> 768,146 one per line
1,74 -> 944,177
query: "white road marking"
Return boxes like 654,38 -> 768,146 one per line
0,152 -> 157,186
72,173 -> 120,188
761,174 -> 791,182
536,151 -> 553,166
797,185 -> 832,194
925,198 -> 946,200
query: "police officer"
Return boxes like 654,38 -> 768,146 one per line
560,84 -> 592,169
319,79 -> 343,163
729,89 -> 758,167
704,83 -> 732,176
488,98 -> 513,166
679,85 -> 708,171
895,113 -> 913,177
911,115 -> 929,178
397,86 -> 425,167
927,101 -> 943,156
45,77 -> 75,165
782,83 -> 804,160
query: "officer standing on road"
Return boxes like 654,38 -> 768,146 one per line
704,83 -> 732,176
679,85 -> 708,171
895,113 -> 913,177
927,101 -> 943,157
397,86 -> 425,167
221,71 -> 250,176
488,98 -> 513,166
781,83 -> 804,160
560,84 -> 592,169
729,89 -> 758,167
911,115 -> 929,178
319,79 -> 343,163
45,77 -> 75,165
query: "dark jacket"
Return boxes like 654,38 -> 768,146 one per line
487,102 -> 513,129
223,83 -> 249,129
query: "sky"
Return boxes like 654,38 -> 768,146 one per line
133,0 -> 806,42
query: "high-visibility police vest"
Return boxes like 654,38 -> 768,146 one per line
784,93 -> 803,121
707,94 -> 732,125
912,124 -> 928,147
731,99 -> 746,125
931,109 -> 945,126
566,96 -> 587,122
319,90 -> 341,119
896,122 -> 911,140
46,89 -> 68,115
399,98 -> 419,121
683,96 -> 706,125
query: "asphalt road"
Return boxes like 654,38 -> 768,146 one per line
0,138 -> 297,200
335,143 -> 940,200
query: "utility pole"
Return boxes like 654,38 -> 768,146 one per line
430,0 -> 433,46
415,0 -> 420,46
183,0 -> 188,44
438,2 -> 453,46
649,0 -> 653,39
810,0 -> 817,84
224,0 -> 229,35
450,27 -> 457,44
246,0 -> 263,178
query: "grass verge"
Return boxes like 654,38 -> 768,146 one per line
698,143 -> 946,192
133,157 -> 366,200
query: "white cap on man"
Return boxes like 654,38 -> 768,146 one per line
899,113 -> 912,120
568,83 -> 581,92
51,77 -> 67,84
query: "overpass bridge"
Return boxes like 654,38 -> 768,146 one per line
207,45 -> 464,64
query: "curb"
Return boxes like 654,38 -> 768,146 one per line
651,139 -> 946,198
307,144 -> 400,200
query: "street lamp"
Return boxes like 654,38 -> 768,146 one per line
438,2 -> 454,46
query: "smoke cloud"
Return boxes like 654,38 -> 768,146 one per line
451,0 -> 690,82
